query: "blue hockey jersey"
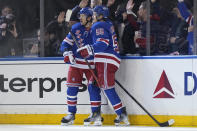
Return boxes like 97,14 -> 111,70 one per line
178,1 -> 194,55
61,22 -> 94,69
91,20 -> 121,68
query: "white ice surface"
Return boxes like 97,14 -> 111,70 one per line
0,125 -> 197,131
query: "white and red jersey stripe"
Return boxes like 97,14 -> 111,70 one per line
96,38 -> 109,46
63,37 -> 74,46
186,15 -> 193,27
94,53 -> 121,68
70,58 -> 95,69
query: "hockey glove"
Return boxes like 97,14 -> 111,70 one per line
77,45 -> 94,58
63,51 -> 76,64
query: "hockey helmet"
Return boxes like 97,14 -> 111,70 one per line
79,7 -> 93,17
93,5 -> 109,18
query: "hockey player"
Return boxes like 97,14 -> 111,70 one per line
77,5 -> 130,126
60,7 -> 102,126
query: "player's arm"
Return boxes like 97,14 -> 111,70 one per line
77,26 -> 109,58
177,0 -> 192,21
61,31 -> 76,64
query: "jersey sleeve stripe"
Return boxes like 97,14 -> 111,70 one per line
63,37 -> 74,46
70,57 -> 95,69
97,38 -> 109,45
76,60 -> 94,65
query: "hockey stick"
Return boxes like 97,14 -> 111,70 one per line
115,80 -> 175,127
69,31 -> 101,88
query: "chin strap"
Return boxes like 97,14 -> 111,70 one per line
84,16 -> 92,27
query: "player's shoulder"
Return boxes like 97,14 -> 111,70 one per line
92,21 -> 106,28
92,21 -> 110,30
106,20 -> 113,26
71,22 -> 82,31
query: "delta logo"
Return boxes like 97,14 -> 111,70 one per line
153,70 -> 175,98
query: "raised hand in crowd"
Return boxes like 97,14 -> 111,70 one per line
79,0 -> 89,8
126,0 -> 135,11
8,21 -> 18,38
91,0 -> 102,8
57,11 -> 66,24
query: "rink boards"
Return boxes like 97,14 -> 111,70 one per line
0,56 -> 197,126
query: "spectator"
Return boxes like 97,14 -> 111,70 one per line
106,0 -> 116,21
105,0 -> 121,50
69,0 -> 89,27
168,7 -> 189,55
90,0 -> 102,8
0,5 -> 22,57
31,29 -> 56,57
155,0 -> 183,55
44,11 -> 69,57
134,1 -> 156,55
116,0 -> 139,55
45,27 -> 62,57
1,5 -> 13,17
132,0 -> 181,55
35,10 -> 70,57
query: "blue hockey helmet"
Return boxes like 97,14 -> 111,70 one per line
79,7 -> 93,17
93,5 -> 109,18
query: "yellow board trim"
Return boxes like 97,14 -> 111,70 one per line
0,114 -> 197,127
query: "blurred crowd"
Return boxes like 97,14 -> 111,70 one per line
117,0 -> 194,56
0,0 -> 195,57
